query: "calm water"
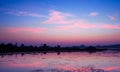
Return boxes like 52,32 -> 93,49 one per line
0,51 -> 120,72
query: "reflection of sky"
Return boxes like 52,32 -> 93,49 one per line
0,52 -> 120,72
0,0 -> 120,46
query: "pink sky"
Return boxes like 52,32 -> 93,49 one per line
0,10 -> 120,46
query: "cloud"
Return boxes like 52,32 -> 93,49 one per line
42,10 -> 120,30
42,10 -> 74,24
102,24 -> 120,29
3,9 -> 119,30
43,10 -> 98,30
88,12 -> 98,16
56,25 -> 75,30
1,27 -> 47,33
43,10 -> 97,29
57,23 -> 120,30
56,21 -> 97,30
108,16 -> 117,21
7,11 -> 47,18
0,8 -> 47,18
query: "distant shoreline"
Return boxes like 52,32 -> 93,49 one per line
0,43 -> 120,55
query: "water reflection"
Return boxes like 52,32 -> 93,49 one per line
0,51 -> 120,72
32,66 -> 105,72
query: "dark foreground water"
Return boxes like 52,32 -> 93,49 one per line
0,51 -> 120,72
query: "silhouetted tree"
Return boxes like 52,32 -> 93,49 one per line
56,45 -> 61,55
20,43 -> 25,48
42,44 -> 48,54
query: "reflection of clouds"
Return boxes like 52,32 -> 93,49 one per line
32,66 -> 105,72
0,52 -> 120,72
7,62 -> 48,68
104,66 -> 120,71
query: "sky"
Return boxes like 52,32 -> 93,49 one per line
0,0 -> 120,46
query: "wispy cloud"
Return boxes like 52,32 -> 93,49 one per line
2,8 -> 119,30
42,10 -> 74,24
108,16 -> 117,21
1,27 -> 47,33
88,12 -> 98,16
102,24 -> 120,29
57,23 -> 120,30
0,8 -> 47,18
42,10 -> 120,30
7,11 -> 47,18
56,21 -> 97,30
43,10 -> 97,30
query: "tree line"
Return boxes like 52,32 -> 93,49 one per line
0,43 -> 108,53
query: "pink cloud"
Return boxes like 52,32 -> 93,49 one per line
56,23 -> 120,30
56,21 -> 97,30
42,10 -> 120,30
43,10 -> 73,24
108,16 -> 117,20
56,25 -> 75,30
43,10 -> 98,30
102,24 -> 120,29
88,12 -> 98,16
3,27 -> 47,33
75,21 -> 97,28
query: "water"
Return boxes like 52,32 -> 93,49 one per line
0,51 -> 120,72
